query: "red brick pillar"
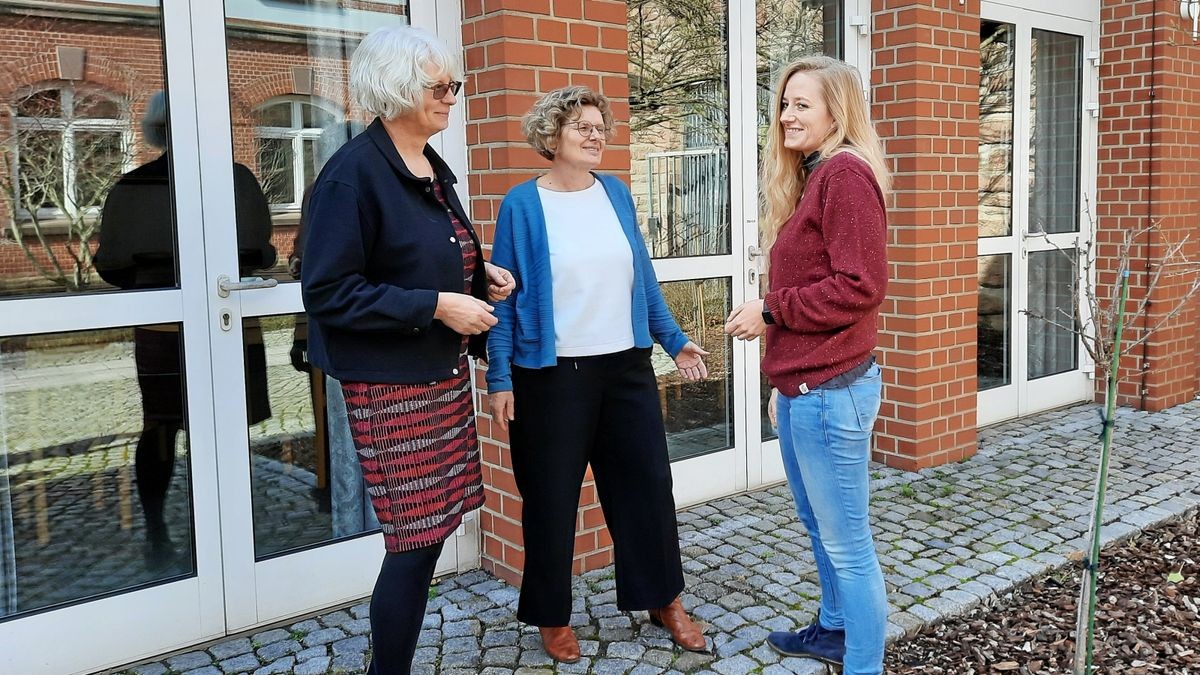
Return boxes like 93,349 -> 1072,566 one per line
461,0 -> 631,585
870,0 -> 981,470
1097,0 -> 1200,408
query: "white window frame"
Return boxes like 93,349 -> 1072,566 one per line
11,85 -> 132,224
252,96 -> 343,212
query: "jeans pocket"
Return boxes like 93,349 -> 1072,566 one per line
846,370 -> 882,433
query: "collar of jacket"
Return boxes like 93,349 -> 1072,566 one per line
365,117 -> 458,186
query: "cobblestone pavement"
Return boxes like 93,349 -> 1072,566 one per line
114,398 -> 1200,674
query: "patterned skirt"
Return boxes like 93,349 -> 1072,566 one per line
340,356 -> 484,552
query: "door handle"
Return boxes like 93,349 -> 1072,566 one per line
216,274 -> 278,298
748,245 -> 763,260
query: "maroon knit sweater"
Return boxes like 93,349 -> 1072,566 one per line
762,151 -> 888,397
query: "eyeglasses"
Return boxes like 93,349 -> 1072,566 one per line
425,80 -> 463,101
567,121 -> 610,138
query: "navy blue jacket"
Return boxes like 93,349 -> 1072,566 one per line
301,118 -> 487,384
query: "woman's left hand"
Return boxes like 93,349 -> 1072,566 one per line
674,341 -> 710,381
484,262 -> 516,302
725,299 -> 767,340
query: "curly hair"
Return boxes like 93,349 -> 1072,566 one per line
521,86 -> 615,161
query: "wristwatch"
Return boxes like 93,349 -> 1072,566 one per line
761,308 -> 775,325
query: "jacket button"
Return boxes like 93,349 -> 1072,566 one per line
412,328 -> 420,334
452,368 -> 460,375
424,187 -> 431,193
449,236 -> 457,243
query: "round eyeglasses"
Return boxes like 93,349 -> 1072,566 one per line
425,80 -> 463,101
567,121 -> 610,138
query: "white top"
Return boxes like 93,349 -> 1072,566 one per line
538,179 -> 636,357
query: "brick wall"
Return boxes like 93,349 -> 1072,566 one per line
1097,0 -> 1200,408
869,0 -> 981,470
462,0 -> 631,585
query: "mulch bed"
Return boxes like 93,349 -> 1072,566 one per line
885,509 -> 1200,674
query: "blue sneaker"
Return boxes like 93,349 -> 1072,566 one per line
766,621 -> 846,665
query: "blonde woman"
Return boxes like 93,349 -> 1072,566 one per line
725,56 -> 890,675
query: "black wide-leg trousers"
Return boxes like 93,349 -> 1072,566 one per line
509,347 -> 685,626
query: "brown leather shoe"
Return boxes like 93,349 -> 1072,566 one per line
648,597 -> 708,652
538,625 -> 581,663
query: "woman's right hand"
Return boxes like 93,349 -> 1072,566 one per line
435,292 -> 497,335
489,391 -> 515,431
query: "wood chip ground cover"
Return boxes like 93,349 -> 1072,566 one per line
885,510 -> 1200,674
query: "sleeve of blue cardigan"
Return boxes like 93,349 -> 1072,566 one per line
485,197 -> 519,393
624,184 -> 689,358
300,180 -> 438,331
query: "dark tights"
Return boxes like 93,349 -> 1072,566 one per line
366,541 -> 445,675
135,421 -> 182,545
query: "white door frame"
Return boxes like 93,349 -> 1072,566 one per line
195,0 -> 475,632
977,2 -> 1098,426
0,2 -> 228,672
748,0 -> 872,490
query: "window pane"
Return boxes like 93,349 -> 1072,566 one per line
1027,250 -> 1078,379
247,314 -> 377,559
0,3 -> 175,299
1029,29 -> 1081,235
628,1 -> 731,258
226,2 -> 388,283
757,1 -> 843,149
73,131 -> 129,210
978,254 -> 1011,390
15,90 -> 61,118
255,102 -> 293,128
15,130 -> 64,212
301,103 -> 336,130
0,325 -> 195,620
654,278 -> 733,461
979,21 -> 1015,238
257,138 -> 295,205
74,93 -> 122,120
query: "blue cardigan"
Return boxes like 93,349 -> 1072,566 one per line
486,174 -> 689,393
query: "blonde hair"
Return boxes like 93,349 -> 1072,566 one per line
522,86 -> 615,161
761,57 -> 890,255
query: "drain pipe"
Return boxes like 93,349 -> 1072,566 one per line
1138,2 -> 1157,409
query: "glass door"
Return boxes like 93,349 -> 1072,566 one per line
0,2 -> 227,672
626,0 -> 852,505
977,3 -> 1096,426
192,0 -> 474,630
748,0 -> 852,489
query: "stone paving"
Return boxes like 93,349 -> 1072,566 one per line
112,397 -> 1200,674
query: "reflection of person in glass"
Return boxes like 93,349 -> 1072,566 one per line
94,91 -> 276,568
485,87 -> 710,663
300,26 -> 514,675
725,57 -> 891,675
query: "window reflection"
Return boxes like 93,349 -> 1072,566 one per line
248,314 -> 377,559
0,326 -> 195,621
979,20 -> 1015,239
628,1 -> 731,259
653,279 -> 733,461
977,255 -> 1011,390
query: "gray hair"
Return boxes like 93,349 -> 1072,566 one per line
350,24 -> 462,120
522,86 -> 615,161
141,90 -> 168,149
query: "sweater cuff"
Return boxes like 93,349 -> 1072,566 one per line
764,292 -> 783,326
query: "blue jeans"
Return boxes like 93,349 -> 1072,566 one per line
776,363 -> 887,675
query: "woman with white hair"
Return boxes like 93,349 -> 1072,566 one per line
300,24 -> 514,674
486,86 -> 710,662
